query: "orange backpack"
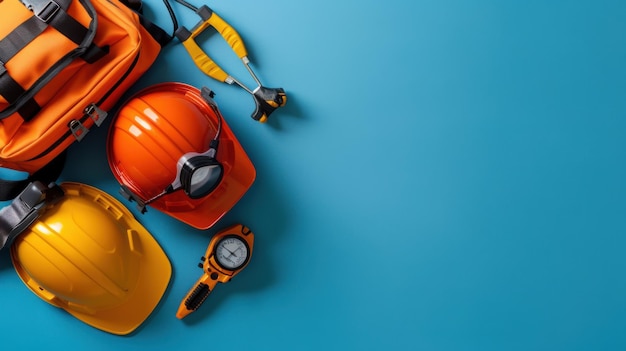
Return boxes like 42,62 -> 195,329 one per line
0,0 -> 170,199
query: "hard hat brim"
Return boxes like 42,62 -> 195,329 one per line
65,227 -> 171,335
153,138 -> 256,229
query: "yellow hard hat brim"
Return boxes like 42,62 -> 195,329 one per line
65,228 -> 171,335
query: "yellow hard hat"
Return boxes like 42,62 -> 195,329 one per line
10,182 -> 172,335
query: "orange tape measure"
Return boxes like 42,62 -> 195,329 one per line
176,223 -> 254,319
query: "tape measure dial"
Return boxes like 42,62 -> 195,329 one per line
215,235 -> 249,270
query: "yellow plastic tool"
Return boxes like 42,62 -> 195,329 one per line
176,223 -> 254,319
174,2 -> 286,123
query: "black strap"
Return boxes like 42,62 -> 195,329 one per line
0,0 -> 98,121
120,0 -> 143,12
17,95 -> 42,118
82,43 -> 109,63
0,151 -> 66,202
0,181 -> 64,250
118,0 -> 176,46
0,16 -> 48,64
0,16 -> 49,119
0,72 -> 27,104
50,8 -> 93,45
139,15 -> 174,47
38,0 -> 109,62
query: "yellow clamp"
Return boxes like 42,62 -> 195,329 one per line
175,5 -> 286,122
176,6 -> 246,83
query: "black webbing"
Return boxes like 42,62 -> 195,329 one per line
0,151 -> 66,201
139,15 -> 174,47
0,17 -> 48,64
0,16 -> 49,119
0,71 -> 40,121
0,0 -> 104,121
48,5 -> 92,46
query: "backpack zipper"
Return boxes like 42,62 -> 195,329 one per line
27,51 -> 140,162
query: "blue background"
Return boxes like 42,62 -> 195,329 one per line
1,0 -> 626,349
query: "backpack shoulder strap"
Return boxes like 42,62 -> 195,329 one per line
120,0 -> 177,47
0,152 -> 66,202
0,181 -> 64,250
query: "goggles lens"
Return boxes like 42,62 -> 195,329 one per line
189,164 -> 222,198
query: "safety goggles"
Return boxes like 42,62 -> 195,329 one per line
166,138 -> 223,200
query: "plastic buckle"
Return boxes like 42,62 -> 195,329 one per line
18,181 -> 64,209
200,87 -> 217,109
18,182 -> 47,209
69,119 -> 88,141
119,186 -> 147,214
35,0 -> 60,23
84,104 -> 108,127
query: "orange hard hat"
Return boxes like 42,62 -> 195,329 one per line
106,83 -> 255,229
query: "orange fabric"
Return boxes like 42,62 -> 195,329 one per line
0,0 -> 162,173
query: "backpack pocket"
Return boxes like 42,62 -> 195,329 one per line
0,0 -> 161,173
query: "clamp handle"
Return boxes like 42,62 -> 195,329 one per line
175,5 -> 247,83
252,86 -> 287,123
